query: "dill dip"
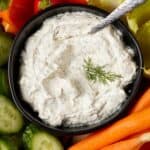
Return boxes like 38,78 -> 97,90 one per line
19,12 -> 136,127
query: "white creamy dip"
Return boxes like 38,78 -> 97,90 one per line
19,12 -> 136,127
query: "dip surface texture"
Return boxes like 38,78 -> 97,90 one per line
19,12 -> 136,127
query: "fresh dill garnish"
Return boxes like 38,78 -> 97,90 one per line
83,57 -> 122,84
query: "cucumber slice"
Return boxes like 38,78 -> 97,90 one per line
31,132 -> 64,150
0,31 -> 13,66
0,69 -> 10,96
23,124 -> 63,150
23,124 -> 39,150
0,136 -> 18,150
0,139 -> 10,150
0,95 -> 24,134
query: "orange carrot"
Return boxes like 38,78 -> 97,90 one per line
100,88 -> 150,150
0,9 -> 18,34
101,132 -> 150,150
2,20 -> 17,34
68,107 -> 150,150
0,10 -> 9,22
72,89 -> 150,146
130,88 -> 150,113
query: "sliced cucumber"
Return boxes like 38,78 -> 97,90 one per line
0,139 -> 11,150
0,137 -> 18,150
2,134 -> 22,150
31,132 -> 64,150
23,124 -> 39,150
0,136 -> 18,150
0,69 -> 10,96
0,31 -> 13,66
0,95 -> 24,134
23,124 -> 63,150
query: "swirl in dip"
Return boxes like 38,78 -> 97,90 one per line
19,12 -> 136,127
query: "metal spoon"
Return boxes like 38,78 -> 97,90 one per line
90,0 -> 145,34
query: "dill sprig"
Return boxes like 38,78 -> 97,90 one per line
83,57 -> 122,84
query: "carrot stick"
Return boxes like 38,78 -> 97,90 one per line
100,88 -> 150,150
130,88 -> 150,113
101,132 -> 150,150
72,88 -> 150,146
68,107 -> 150,150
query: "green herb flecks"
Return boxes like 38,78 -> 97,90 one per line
83,57 -> 122,84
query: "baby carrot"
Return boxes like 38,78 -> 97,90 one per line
101,132 -> 150,150
130,88 -> 150,113
68,107 -> 150,150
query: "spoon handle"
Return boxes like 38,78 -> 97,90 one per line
90,0 -> 145,34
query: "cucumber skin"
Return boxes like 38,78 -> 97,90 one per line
23,124 -> 64,150
31,132 -> 64,150
0,139 -> 10,150
0,95 -> 24,134
0,69 -> 10,96
0,137 -> 17,150
22,124 -> 39,150
2,134 -> 22,150
0,31 -> 13,66
0,136 -> 19,150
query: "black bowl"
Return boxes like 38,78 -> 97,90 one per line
8,4 -> 143,135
